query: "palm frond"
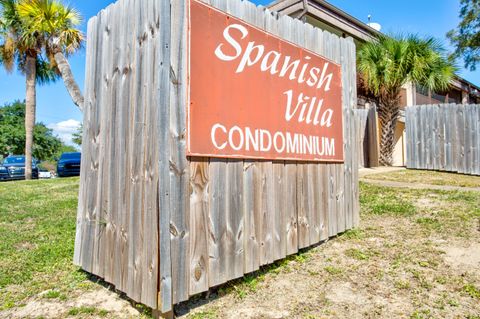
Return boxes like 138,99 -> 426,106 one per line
358,33 -> 456,100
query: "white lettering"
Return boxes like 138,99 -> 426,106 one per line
211,123 -> 228,150
214,24 -> 248,61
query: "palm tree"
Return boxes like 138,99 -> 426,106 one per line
0,0 -> 83,179
0,0 -> 58,179
16,0 -> 84,110
358,35 -> 456,166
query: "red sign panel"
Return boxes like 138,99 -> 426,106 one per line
188,0 -> 344,162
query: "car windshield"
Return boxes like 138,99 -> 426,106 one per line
60,153 -> 81,160
4,156 -> 25,164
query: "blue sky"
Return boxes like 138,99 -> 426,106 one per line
0,0 -> 478,145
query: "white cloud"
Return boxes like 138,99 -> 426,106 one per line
47,119 -> 81,146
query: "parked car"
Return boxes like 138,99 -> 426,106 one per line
57,152 -> 81,177
0,164 -> 9,181
38,169 -> 52,179
0,155 -> 39,180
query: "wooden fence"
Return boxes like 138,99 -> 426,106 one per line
406,104 -> 480,176
353,107 -> 379,168
73,0 -> 359,316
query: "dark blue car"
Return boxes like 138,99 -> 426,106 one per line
0,155 -> 39,181
57,152 -> 81,177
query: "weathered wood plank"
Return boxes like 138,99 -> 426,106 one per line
476,106 -> 480,176
457,105 -> 465,173
465,105 -> 474,175
117,0 -> 136,293
260,161 -> 274,265
207,158 -> 227,287
273,161 -> 287,260
319,164 -> 329,240
297,163 -> 310,249
103,1 -> 121,286
92,5 -> 113,279
74,15 -> 98,269
158,0 -> 173,310
417,106 -> 424,169
189,160 -> 210,295
285,162 -> 298,255
225,160 -> 244,279
170,0 -> 190,305
141,0 -> 163,308
476,105 -> 480,176
126,0 -> 148,302
243,160 -> 259,273
368,106 -> 379,168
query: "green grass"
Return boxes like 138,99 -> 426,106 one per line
324,266 -> 343,275
463,284 -> 480,299
360,183 -> 416,216
364,169 -> 480,188
67,306 -> 96,316
345,248 -> 372,261
0,177 -> 89,311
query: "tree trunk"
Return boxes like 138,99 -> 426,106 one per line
25,53 -> 37,180
377,97 -> 400,166
54,51 -> 84,112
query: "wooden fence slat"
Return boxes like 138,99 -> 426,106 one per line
226,160 -> 245,279
110,0 -> 128,294
74,15 -> 98,271
285,162 -> 298,255
157,0 -> 173,312
104,0 -> 121,286
477,106 -> 480,176
319,164 -> 329,240
92,6 -> 112,280
332,32 -> 346,234
170,0 -> 190,305
439,105 -> 446,170
476,106 -> 480,176
348,37 -> 359,227
189,160 -> 210,296
433,105 -> 439,170
368,106 -> 379,167
125,0 -> 143,300
444,105 -> 452,171
273,161 -> 287,261
457,105 -> 466,173
406,107 -> 413,168
297,162 -> 309,249
468,105 -> 476,175
450,105 -> 458,172
208,159 -> 227,287
141,0 -> 163,308
243,160 -> 259,274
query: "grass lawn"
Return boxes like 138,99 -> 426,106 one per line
0,177 -> 92,311
363,169 -> 480,188
0,171 -> 479,318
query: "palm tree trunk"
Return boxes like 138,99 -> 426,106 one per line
377,98 -> 400,166
25,53 -> 37,180
54,51 -> 84,112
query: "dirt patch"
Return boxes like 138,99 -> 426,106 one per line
442,242 -> 480,270
1,288 -> 142,319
